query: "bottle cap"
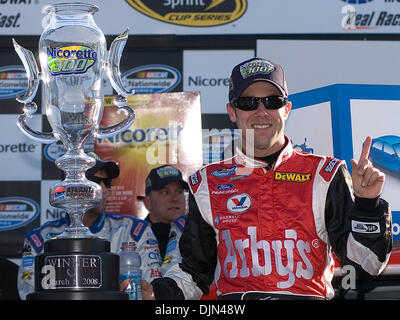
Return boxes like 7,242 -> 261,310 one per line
121,241 -> 137,249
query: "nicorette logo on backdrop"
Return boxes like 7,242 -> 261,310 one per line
0,197 -> 39,231
125,0 -> 247,27
122,65 -> 181,94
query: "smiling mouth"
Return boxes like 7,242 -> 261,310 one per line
252,124 -> 272,129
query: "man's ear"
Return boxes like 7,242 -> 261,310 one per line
283,101 -> 292,120
143,196 -> 151,211
226,103 -> 237,123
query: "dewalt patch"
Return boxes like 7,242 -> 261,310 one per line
274,171 -> 312,183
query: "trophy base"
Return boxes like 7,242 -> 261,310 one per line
27,290 -> 127,300
27,238 -> 128,300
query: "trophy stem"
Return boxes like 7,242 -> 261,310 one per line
58,210 -> 93,239
56,148 -> 94,173
50,150 -> 103,239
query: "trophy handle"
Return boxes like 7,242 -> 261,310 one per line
96,105 -> 135,139
107,28 -> 133,97
13,38 -> 57,144
98,28 -> 136,139
12,39 -> 40,104
17,113 -> 57,144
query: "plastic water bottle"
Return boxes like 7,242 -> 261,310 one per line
119,242 -> 142,300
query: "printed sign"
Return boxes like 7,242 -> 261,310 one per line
95,92 -> 202,218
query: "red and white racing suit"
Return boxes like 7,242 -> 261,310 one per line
153,138 -> 392,300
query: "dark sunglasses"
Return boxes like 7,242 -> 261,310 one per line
232,95 -> 288,111
90,176 -> 112,189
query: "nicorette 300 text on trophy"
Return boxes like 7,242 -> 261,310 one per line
13,3 -> 135,300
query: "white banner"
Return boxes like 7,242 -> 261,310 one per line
0,114 -> 42,181
257,39 -> 400,94
286,101 -> 334,157
2,0 -> 400,35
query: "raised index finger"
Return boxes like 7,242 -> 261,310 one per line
359,136 -> 372,161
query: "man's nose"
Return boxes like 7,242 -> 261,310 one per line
169,192 -> 181,201
255,100 -> 269,115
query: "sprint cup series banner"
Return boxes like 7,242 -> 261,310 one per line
95,92 -> 203,219
2,0 -> 400,35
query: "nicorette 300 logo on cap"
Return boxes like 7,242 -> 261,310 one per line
0,197 -> 39,231
125,0 -> 247,27
122,65 -> 181,94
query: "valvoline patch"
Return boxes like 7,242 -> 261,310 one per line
226,193 -> 252,214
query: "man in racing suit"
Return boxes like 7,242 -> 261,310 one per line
17,155 -> 162,300
137,165 -> 188,276
145,57 -> 392,300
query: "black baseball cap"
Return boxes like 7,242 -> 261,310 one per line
229,57 -> 288,104
136,165 -> 188,200
60,152 -> 119,180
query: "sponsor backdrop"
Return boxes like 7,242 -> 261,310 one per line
1,0 -> 400,260
1,0 -> 400,35
96,92 -> 203,220
183,50 -> 254,114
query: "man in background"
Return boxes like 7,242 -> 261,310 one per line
137,165 -> 188,276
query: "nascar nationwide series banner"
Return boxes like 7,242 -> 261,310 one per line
95,92 -> 203,219
2,0 -> 400,35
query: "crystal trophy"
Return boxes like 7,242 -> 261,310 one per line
14,3 -> 134,300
